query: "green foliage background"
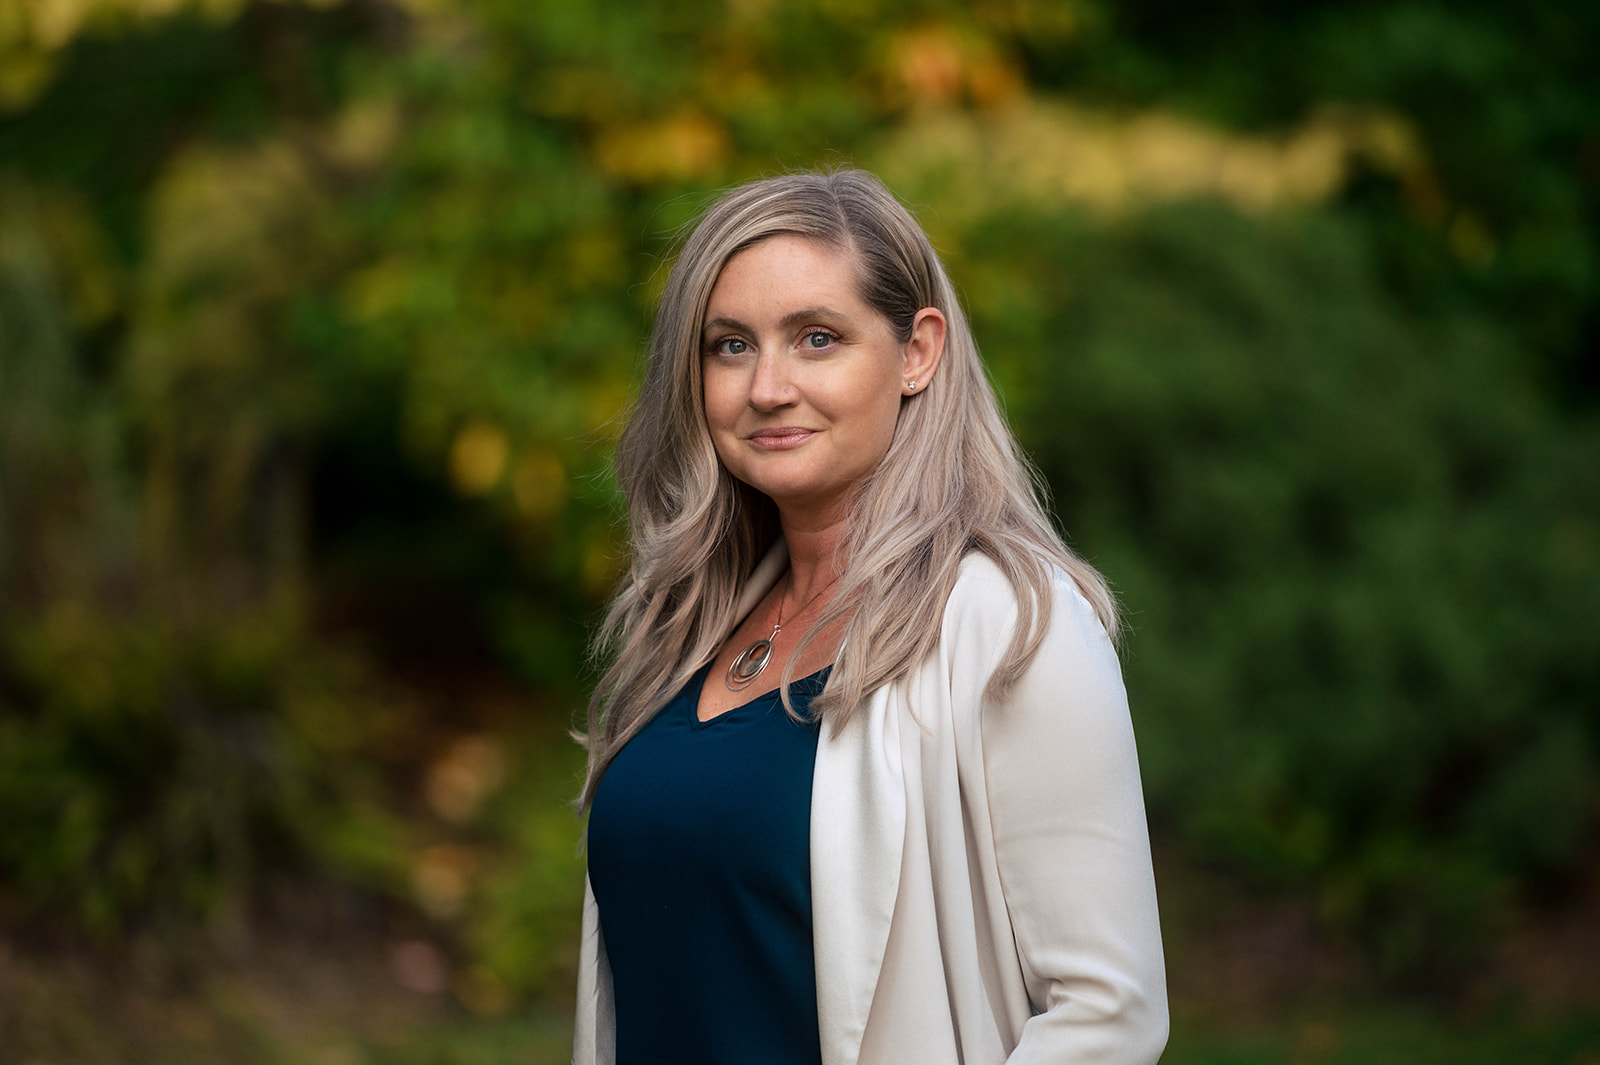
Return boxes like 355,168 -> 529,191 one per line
1,0 -> 1597,1043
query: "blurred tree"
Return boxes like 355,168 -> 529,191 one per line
959,201 -> 1599,979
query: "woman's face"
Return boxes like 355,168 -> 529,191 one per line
700,234 -> 944,525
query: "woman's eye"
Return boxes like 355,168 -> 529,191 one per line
714,337 -> 749,356
803,331 -> 836,350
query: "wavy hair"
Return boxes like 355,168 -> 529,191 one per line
578,169 -> 1116,809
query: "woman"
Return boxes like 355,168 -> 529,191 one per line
576,170 -> 1167,1065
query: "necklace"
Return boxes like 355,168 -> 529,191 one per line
725,571 -> 840,692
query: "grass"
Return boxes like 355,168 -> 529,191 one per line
6,942 -> 1598,1065
1165,1008 -> 1600,1065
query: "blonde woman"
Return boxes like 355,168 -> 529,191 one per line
576,170 -> 1167,1065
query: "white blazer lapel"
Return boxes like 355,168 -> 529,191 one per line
811,684 -> 906,1065
734,537 -> 907,1065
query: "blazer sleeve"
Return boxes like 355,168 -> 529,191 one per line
975,573 -> 1169,1065
573,874 -> 615,1065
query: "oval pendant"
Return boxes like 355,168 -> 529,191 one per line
726,634 -> 775,691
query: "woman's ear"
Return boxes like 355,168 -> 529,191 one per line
901,307 -> 947,396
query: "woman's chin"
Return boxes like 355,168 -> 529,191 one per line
747,480 -> 849,520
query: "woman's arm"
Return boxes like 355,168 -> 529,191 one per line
978,574 -> 1169,1065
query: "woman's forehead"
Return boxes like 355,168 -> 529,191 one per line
706,235 -> 864,313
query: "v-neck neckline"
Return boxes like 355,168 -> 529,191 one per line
688,662 -> 832,729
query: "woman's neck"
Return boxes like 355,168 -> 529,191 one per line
777,506 -> 845,605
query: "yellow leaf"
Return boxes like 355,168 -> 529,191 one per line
594,110 -> 729,183
450,421 -> 508,496
511,451 -> 567,520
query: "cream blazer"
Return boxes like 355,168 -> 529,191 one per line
574,546 -> 1168,1065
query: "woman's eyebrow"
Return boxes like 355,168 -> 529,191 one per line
701,315 -> 750,338
780,306 -> 853,330
701,307 -> 855,339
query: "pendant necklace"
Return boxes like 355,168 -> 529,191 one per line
725,570 -> 840,692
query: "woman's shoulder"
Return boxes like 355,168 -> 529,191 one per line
944,551 -> 1128,725
935,551 -> 1115,694
947,550 -> 1106,638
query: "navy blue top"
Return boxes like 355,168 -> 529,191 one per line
587,663 -> 828,1065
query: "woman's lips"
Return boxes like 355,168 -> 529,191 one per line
747,427 -> 815,450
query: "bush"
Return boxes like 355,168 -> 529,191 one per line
965,202 -> 1600,978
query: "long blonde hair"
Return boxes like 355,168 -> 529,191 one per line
579,169 -> 1115,809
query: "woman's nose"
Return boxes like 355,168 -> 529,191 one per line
746,348 -> 796,410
